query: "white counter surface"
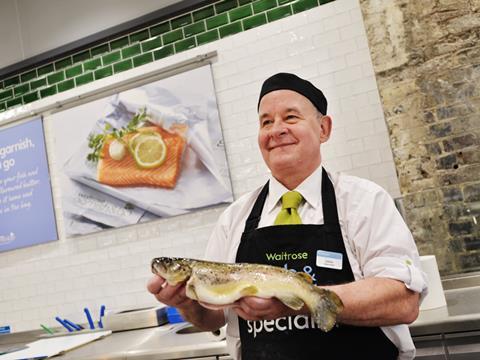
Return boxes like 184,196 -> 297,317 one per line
2,286 -> 480,359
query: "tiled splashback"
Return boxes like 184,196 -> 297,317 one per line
0,0 -> 335,114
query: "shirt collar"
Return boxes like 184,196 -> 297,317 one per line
266,166 -> 323,214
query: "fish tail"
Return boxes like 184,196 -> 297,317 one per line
309,287 -> 344,332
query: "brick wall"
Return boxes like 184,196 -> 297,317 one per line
360,0 -> 480,275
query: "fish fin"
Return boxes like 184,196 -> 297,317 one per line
278,295 -> 305,310
297,272 -> 313,284
186,283 -> 198,300
309,287 -> 344,332
240,285 -> 258,296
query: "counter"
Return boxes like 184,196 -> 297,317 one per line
2,284 -> 480,359
411,285 -> 480,336
411,284 -> 480,359
59,323 -> 230,360
0,322 -> 230,360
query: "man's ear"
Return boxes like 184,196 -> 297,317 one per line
319,115 -> 332,143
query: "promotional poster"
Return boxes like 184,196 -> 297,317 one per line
48,65 -> 233,236
0,117 -> 58,252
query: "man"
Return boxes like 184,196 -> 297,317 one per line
148,73 -> 427,360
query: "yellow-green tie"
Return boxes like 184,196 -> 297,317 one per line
274,191 -> 303,225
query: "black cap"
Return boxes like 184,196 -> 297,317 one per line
257,73 -> 327,114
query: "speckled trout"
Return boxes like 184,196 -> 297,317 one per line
151,257 -> 344,332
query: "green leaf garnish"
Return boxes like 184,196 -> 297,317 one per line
86,107 -> 149,163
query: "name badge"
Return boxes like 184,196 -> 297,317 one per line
316,250 -> 343,270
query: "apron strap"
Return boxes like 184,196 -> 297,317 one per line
321,167 -> 341,231
244,181 -> 270,233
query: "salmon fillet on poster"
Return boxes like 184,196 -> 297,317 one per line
97,126 -> 186,188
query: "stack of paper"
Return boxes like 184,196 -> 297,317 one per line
0,330 -> 111,359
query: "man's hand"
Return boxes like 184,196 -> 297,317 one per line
147,275 -> 195,309
147,275 -> 226,331
233,296 -> 307,321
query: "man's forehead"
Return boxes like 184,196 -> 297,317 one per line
258,90 -> 318,114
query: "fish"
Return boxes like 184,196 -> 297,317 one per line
151,257 -> 344,332
97,126 -> 186,188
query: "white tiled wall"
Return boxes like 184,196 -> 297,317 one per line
0,0 -> 400,332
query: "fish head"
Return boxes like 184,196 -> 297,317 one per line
151,257 -> 193,285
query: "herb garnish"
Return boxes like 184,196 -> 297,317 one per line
87,108 -> 149,163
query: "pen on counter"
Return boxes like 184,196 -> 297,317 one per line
84,307 -> 95,330
98,305 -> 106,328
63,319 -> 83,331
40,324 -> 54,335
55,316 -> 74,332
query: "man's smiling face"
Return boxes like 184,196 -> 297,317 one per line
258,89 -> 329,181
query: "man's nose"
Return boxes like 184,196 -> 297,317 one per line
270,120 -> 287,137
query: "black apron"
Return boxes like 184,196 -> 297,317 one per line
235,168 -> 398,360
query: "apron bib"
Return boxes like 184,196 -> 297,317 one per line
235,168 -> 398,360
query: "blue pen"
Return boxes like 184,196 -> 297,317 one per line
84,307 -> 95,330
55,316 -> 74,332
63,319 -> 83,331
98,305 -> 106,328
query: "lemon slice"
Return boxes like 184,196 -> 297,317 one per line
133,135 -> 167,169
129,131 -> 161,154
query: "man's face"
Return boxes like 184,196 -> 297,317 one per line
258,90 -> 330,178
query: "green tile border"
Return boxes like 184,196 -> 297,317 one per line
0,89 -> 13,101
171,14 -> 193,29
110,36 -> 130,50
57,79 -> 75,92
193,5 -> 215,22
243,13 -> 267,30
20,70 -> 36,83
130,29 -> 150,43
4,76 -> 20,87
121,44 -> 142,58
196,29 -> 219,46
206,13 -> 229,30
184,21 -> 206,38
219,21 -> 243,38
65,64 -> 83,78
40,85 -> 57,99
91,44 -> 110,57
23,91 -> 39,104
72,50 -> 91,64
150,22 -> 170,36
267,5 -> 293,21
94,66 -> 113,80
0,0 -> 335,114
175,38 -> 196,53
102,51 -> 121,66
163,29 -> 183,45
253,0 -> 277,14
229,4 -> 253,22
30,78 -> 47,91
14,84 -> 29,97
133,52 -> 154,67
154,45 -> 175,60
7,97 -> 23,108
75,72 -> 94,87
113,59 -> 133,73
141,36 -> 163,52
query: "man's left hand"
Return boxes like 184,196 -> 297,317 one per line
233,296 -> 307,321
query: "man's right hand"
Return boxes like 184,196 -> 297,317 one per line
147,274 -> 227,331
147,275 -> 195,309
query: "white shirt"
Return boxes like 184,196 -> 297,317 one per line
204,166 -> 428,360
